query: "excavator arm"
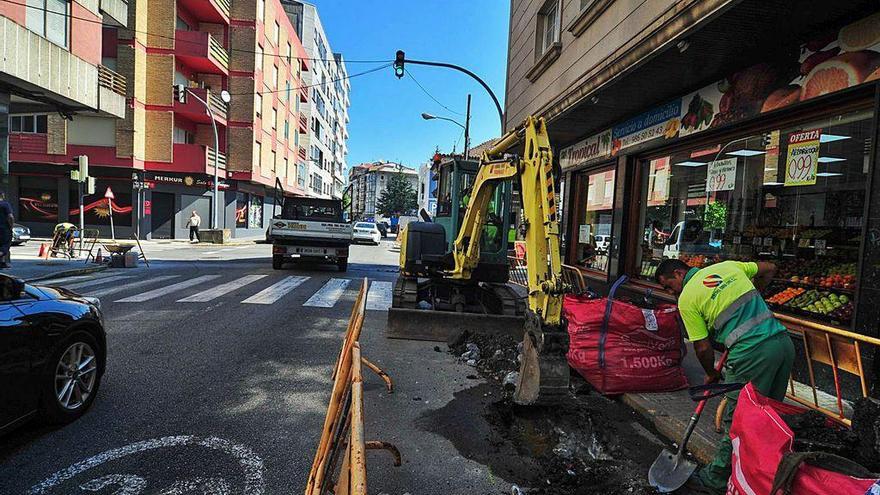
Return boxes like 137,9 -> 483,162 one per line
449,116 -> 569,404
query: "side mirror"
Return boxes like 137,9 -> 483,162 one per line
0,276 -> 25,301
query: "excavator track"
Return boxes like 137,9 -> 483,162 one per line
392,275 -> 419,309
513,311 -> 569,405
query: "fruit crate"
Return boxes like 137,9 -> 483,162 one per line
765,283 -> 854,326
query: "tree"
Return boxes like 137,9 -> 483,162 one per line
376,172 -> 417,218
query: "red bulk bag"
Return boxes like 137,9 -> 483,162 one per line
564,276 -> 688,394
728,383 -> 880,494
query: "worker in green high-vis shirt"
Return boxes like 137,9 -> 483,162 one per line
655,258 -> 795,494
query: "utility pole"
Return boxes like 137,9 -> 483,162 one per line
464,94 -> 471,159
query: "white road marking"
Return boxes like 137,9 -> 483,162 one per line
115,275 -> 220,302
242,276 -> 309,304
89,275 -> 180,298
303,278 -> 350,307
177,275 -> 267,302
64,275 -> 135,290
28,435 -> 265,495
366,281 -> 393,311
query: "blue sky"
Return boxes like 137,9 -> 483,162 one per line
311,1 -> 511,170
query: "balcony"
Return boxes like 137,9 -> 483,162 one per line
299,84 -> 308,103
297,146 -> 307,161
0,16 -> 98,110
99,0 -> 128,26
298,114 -> 308,133
175,30 -> 229,75
9,132 -> 47,154
171,143 -> 227,174
178,0 -> 229,24
174,87 -> 228,126
97,65 -> 127,118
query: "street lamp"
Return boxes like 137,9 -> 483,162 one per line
184,87 -> 231,230
421,94 -> 472,158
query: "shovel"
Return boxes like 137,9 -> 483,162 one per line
648,350 -> 729,493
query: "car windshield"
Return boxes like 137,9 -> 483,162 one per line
280,199 -> 342,222
355,223 -> 375,229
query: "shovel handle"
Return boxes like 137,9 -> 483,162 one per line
677,351 -> 729,454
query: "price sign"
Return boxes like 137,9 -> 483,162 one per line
785,128 -> 821,187
707,158 -> 737,192
763,237 -> 774,246
798,238 -> 810,248
733,235 -> 742,245
815,239 -> 827,255
752,237 -> 762,246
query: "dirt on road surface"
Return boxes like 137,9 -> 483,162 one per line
418,330 -> 667,495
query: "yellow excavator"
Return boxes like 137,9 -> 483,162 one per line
394,116 -> 569,404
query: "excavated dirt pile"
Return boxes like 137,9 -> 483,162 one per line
780,397 -> 880,472
436,330 -> 660,494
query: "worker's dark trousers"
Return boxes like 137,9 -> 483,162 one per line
189,226 -> 200,242
700,331 -> 795,489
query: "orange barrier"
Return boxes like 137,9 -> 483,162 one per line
776,314 -> 880,425
305,278 -> 400,495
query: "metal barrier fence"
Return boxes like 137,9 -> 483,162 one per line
776,314 -> 880,425
306,279 -> 400,495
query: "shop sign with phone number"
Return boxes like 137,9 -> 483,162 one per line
785,128 -> 821,187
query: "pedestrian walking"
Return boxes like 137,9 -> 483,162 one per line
654,258 -> 795,494
186,211 -> 201,243
0,191 -> 13,268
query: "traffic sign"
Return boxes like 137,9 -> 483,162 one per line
104,187 -> 115,200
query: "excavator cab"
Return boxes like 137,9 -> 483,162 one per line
431,158 -> 512,282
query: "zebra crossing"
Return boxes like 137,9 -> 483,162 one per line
47,271 -> 393,310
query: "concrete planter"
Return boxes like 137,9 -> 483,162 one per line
199,229 -> 231,244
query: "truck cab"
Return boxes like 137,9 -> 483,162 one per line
268,196 -> 352,271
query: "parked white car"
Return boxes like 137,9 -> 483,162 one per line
352,222 -> 382,245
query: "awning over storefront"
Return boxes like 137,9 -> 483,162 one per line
546,0 -> 879,148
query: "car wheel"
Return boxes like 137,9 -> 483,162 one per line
11,241 -> 21,246
338,259 -> 348,272
40,331 -> 103,424
272,255 -> 284,270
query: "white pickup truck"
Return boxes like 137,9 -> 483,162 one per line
268,197 -> 352,271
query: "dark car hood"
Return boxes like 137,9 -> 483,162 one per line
30,284 -> 96,306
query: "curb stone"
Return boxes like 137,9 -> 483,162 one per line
24,264 -> 109,283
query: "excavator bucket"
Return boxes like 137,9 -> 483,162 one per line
513,313 -> 570,405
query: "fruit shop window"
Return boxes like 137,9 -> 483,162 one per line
571,168 -> 615,273
635,108 -> 871,327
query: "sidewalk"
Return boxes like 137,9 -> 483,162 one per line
622,344 -> 724,464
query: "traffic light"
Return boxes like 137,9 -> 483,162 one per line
77,155 -> 88,180
173,84 -> 187,103
394,50 -> 405,79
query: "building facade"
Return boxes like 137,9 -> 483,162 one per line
0,0 -> 128,232
506,1 -> 880,399
348,161 -> 418,222
282,0 -> 350,199
5,0 -> 311,239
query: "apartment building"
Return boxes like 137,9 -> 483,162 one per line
5,0 -> 310,239
348,161 -> 417,222
3,0 -> 309,238
506,1 -> 880,396
282,0 -> 350,199
0,0 -> 128,232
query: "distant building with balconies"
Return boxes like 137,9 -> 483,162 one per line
282,0 -> 350,199
5,0 -> 310,240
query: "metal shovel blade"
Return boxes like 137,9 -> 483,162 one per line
648,447 -> 698,493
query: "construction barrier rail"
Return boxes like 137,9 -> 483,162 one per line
777,314 -> 880,425
306,278 -> 400,495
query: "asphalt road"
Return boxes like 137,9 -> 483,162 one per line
0,240 -> 510,495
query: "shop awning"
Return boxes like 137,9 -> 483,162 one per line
545,0 -> 879,148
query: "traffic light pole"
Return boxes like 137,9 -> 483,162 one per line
397,52 -> 504,133
184,89 -> 221,230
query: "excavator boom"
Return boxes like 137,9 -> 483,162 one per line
450,116 -> 569,404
